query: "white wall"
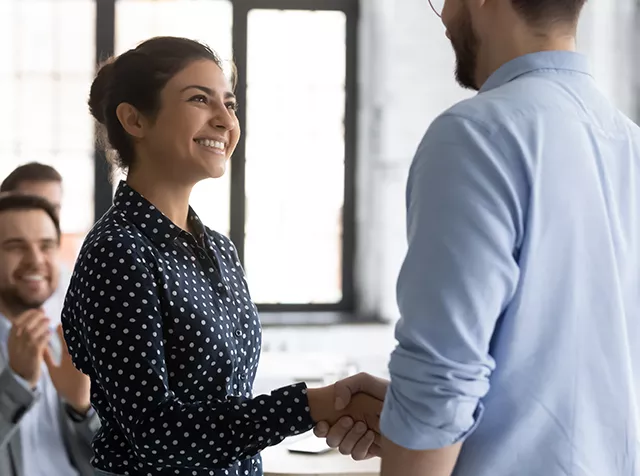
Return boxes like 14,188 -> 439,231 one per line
355,0 -> 638,322
355,0 -> 472,322
577,0 -> 636,117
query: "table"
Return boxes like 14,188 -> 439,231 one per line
255,352 -> 382,475
262,435 -> 380,476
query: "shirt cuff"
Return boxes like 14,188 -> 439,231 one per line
271,382 -> 315,436
64,402 -> 95,422
380,384 -> 485,451
9,368 -> 37,393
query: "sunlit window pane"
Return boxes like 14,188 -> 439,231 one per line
16,76 -> 56,154
16,2 -> 56,73
55,156 -> 96,233
0,80 -> 17,154
57,76 -> 95,153
244,9 -> 347,304
114,0 -> 233,236
0,0 -> 96,268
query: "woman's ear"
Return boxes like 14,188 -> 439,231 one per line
115,102 -> 147,139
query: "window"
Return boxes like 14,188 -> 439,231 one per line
243,9 -> 347,304
0,0 -> 96,267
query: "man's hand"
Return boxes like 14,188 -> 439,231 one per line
313,373 -> 389,460
7,309 -> 51,388
44,324 -> 91,414
307,383 -> 382,428
333,373 -> 389,411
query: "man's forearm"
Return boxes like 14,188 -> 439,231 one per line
0,366 -> 39,449
381,436 -> 462,476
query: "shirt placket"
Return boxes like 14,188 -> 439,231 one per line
184,237 -> 248,394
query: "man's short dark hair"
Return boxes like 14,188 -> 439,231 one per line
0,193 -> 61,241
0,162 -> 63,193
511,0 -> 587,26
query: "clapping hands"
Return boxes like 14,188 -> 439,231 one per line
309,372 -> 389,460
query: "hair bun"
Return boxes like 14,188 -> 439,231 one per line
88,58 -> 117,125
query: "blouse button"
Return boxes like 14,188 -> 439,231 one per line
235,330 -> 242,337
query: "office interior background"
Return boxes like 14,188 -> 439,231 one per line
0,0 -> 637,382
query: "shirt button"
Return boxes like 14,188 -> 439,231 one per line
235,330 -> 242,337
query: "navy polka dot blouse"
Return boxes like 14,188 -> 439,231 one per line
61,182 -> 314,476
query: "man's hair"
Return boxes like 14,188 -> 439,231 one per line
0,193 -> 61,240
511,0 -> 587,26
0,162 -> 63,193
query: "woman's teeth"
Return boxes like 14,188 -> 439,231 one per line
195,139 -> 225,151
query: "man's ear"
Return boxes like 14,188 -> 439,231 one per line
465,0 -> 491,15
468,0 -> 487,12
115,102 -> 147,139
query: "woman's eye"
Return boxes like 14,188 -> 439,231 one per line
226,102 -> 238,111
190,94 -> 208,104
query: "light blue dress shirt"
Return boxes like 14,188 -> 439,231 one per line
380,51 -> 640,475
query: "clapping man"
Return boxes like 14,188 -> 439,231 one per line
0,193 -> 98,476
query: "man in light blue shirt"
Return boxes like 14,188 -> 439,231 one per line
378,0 -> 640,475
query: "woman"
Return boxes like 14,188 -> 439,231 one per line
60,36 -> 380,476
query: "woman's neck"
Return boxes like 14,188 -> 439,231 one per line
126,169 -> 193,231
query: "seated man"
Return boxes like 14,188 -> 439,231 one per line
0,193 -> 98,476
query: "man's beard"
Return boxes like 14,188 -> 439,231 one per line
449,4 -> 480,91
0,286 -> 46,317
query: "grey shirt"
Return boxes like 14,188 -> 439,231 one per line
0,310 -> 99,476
0,314 -> 78,475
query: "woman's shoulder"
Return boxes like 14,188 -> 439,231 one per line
76,209 -> 152,266
203,227 -> 239,259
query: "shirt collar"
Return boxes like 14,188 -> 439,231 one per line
0,313 -> 10,333
112,181 -> 207,247
480,50 -> 592,93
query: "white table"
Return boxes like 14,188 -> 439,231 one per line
262,435 -> 380,476
255,352 -> 382,476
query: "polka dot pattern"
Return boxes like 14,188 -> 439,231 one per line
61,182 -> 314,476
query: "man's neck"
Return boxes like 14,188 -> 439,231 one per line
0,298 -> 36,322
477,29 -> 577,88
0,300 -> 17,321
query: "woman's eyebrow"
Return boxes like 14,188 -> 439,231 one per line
180,85 -> 236,100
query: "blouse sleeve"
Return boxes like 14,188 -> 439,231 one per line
62,235 -> 314,471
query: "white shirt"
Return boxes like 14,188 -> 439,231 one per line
44,264 -> 72,328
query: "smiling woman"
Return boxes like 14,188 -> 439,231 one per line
61,36 -> 381,476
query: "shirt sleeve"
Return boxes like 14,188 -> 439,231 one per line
380,113 -> 527,450
9,369 -> 36,392
62,237 -> 314,471
0,365 -> 40,450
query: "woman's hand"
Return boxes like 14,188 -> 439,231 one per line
309,372 -> 389,460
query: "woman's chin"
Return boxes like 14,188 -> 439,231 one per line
204,162 -> 227,180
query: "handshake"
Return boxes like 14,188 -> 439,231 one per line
307,372 -> 389,460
